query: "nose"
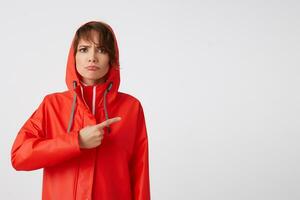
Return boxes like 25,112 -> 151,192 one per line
88,57 -> 97,63
88,49 -> 98,63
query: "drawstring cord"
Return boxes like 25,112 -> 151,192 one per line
67,81 -> 77,133
67,81 -> 113,134
103,82 -> 113,133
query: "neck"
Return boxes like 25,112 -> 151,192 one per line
81,77 -> 107,86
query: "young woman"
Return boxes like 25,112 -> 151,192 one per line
11,21 -> 150,200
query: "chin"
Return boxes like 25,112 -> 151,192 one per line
91,76 -> 106,82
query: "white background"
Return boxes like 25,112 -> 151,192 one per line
1,0 -> 300,199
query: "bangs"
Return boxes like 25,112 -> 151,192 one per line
77,30 -> 105,47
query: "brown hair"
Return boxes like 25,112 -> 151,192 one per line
73,21 -> 116,67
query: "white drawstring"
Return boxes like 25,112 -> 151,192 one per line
92,86 -> 96,115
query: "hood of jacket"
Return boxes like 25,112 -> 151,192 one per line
64,21 -> 121,133
65,21 -> 121,99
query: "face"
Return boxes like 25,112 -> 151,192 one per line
75,30 -> 110,85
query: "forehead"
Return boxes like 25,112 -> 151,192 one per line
78,30 -> 101,45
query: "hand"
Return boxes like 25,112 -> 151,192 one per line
78,117 -> 122,149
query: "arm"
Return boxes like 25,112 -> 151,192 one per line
130,104 -> 151,200
11,96 -> 81,171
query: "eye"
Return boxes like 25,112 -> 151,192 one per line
98,47 -> 107,54
78,47 -> 88,53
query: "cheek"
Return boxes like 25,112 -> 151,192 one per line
101,55 -> 110,66
75,54 -> 82,64
75,54 -> 85,69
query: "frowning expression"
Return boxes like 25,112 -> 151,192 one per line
75,30 -> 110,85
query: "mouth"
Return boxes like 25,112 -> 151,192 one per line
85,65 -> 100,71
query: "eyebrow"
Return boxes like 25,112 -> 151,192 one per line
78,44 -> 103,48
78,45 -> 91,48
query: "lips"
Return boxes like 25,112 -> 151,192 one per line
86,66 -> 100,71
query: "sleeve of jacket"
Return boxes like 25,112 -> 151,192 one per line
130,103 -> 151,200
11,95 -> 81,171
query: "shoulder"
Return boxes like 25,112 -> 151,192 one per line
117,92 -> 147,123
117,92 -> 143,107
41,90 -> 72,105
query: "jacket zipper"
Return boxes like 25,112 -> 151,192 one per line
73,160 -> 80,200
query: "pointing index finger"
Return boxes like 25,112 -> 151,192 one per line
95,117 -> 122,129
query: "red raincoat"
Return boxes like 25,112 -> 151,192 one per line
11,21 -> 151,200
